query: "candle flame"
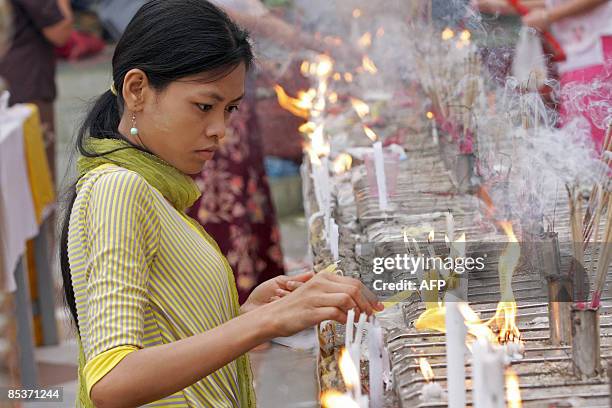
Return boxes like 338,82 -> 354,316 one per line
274,85 -> 315,119
352,8 -> 362,18
328,92 -> 338,104
362,56 -> 378,74
339,348 -> 360,393
321,391 -> 360,408
350,98 -> 370,119
333,72 -> 342,81
299,121 -> 316,134
441,27 -> 454,41
505,369 -> 523,408
489,221 -> 522,344
333,153 -> 353,174
344,73 -> 354,83
358,32 -> 372,49
427,230 -> 435,243
362,125 -> 378,142
300,60 -> 310,76
460,29 -> 471,42
426,111 -> 434,120
418,357 -> 435,382
311,123 -> 330,157
316,55 -> 334,78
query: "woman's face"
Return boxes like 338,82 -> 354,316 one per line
124,63 -> 246,175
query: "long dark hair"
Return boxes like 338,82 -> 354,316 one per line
60,0 -> 254,332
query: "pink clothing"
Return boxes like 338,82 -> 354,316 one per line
558,35 -> 611,151
547,0 -> 612,73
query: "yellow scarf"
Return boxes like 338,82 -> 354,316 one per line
76,137 -> 256,407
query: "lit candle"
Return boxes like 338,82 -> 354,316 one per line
373,140 -> 389,211
472,338 -> 505,408
445,301 -> 467,408
368,317 -> 384,408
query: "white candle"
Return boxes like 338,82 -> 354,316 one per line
432,122 -> 439,145
372,141 -> 389,211
368,318 -> 384,408
445,301 -> 467,408
329,218 -> 339,261
345,309 -> 355,350
472,338 -> 505,408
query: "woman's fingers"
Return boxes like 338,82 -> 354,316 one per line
277,271 -> 314,291
314,306 -> 347,324
323,274 -> 384,312
275,288 -> 291,297
314,293 -> 360,315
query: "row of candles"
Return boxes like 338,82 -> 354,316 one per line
418,301 -> 522,407
322,309 -> 389,408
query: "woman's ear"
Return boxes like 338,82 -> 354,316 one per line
121,69 -> 150,112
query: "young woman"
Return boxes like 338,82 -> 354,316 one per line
59,1 -> 383,407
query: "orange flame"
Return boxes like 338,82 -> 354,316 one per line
441,27 -> 454,41
352,8 -> 362,18
488,222 -> 522,344
505,369 -> 523,408
344,73 -> 354,83
362,56 -> 378,74
339,348 -> 360,394
350,98 -> 370,119
321,391 -> 359,408
299,121 -> 316,134
333,154 -> 353,174
362,125 -> 378,142
418,357 -> 435,382
358,32 -> 372,49
274,85 -> 315,119
300,61 -> 310,76
426,111 -> 434,120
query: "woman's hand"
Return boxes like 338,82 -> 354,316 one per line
241,271 -> 314,314
522,8 -> 551,31
262,272 -> 384,338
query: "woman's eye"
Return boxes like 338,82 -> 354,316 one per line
197,104 -> 213,112
226,105 -> 239,113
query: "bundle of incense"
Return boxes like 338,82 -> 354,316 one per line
590,125 -> 612,307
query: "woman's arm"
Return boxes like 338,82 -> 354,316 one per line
91,272 -> 381,408
471,0 -> 546,15
225,8 -> 325,53
523,0 -> 608,30
41,0 -> 74,46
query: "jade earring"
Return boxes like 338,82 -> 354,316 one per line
130,112 -> 139,136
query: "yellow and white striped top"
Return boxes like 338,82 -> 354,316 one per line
68,164 -> 250,407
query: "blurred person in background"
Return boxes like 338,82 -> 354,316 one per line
0,0 -> 74,181
521,0 -> 612,150
471,0 -> 546,83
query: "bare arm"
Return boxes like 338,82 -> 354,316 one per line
472,0 -> 546,15
91,306 -> 275,408
523,0 -> 608,30
41,0 -> 73,47
91,272 -> 382,408
225,9 -> 324,52
547,0 -> 609,22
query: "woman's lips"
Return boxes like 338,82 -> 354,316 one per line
195,148 -> 216,160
